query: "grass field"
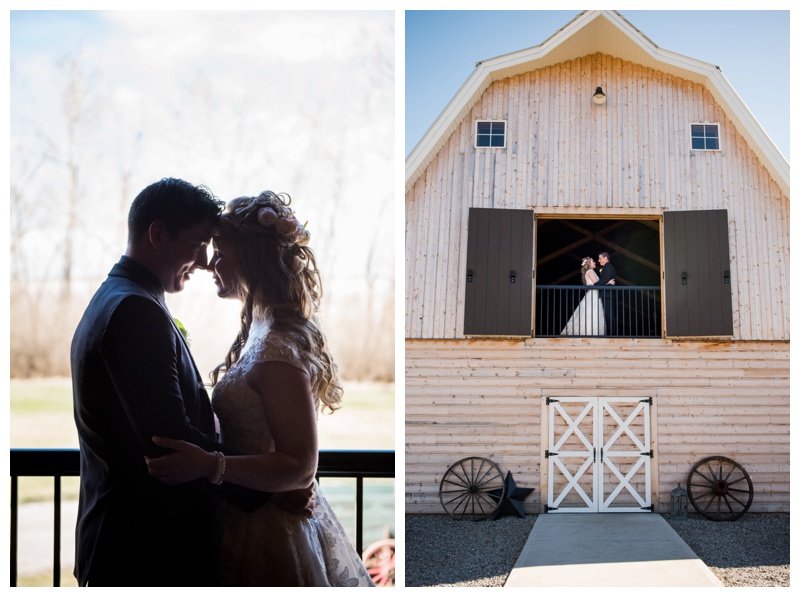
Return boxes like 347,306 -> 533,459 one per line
10,377 -> 396,586
10,377 -> 395,450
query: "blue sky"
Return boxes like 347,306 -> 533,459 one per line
405,10 -> 790,160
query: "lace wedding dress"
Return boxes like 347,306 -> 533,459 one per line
211,318 -> 374,586
561,270 -> 606,336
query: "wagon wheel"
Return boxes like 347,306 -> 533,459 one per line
687,456 -> 753,521
362,538 -> 395,586
439,457 -> 505,521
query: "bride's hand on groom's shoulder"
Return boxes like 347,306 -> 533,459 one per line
272,483 -> 315,518
145,436 -> 216,484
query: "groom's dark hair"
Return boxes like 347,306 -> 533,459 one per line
127,177 -> 225,242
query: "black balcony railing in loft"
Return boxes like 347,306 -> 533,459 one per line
536,285 -> 662,338
10,448 -> 394,587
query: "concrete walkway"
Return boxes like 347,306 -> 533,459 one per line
505,513 -> 723,587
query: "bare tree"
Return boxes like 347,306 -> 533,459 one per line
10,146 -> 50,285
56,54 -> 103,300
116,130 -> 143,244
352,21 -> 395,380
9,52 -> 103,376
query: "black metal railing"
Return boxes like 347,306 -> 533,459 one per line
536,285 -> 661,338
10,448 -> 394,587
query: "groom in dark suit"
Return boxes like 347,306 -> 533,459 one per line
71,178 -> 269,586
597,252 -> 617,335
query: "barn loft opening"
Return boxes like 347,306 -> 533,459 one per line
534,217 -> 662,338
535,217 -> 661,286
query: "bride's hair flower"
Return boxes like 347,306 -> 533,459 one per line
251,200 -> 311,247
275,215 -> 299,236
257,207 -> 279,227
295,227 -> 311,247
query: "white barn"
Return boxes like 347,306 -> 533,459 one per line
405,10 -> 789,517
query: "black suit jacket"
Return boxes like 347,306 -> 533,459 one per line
597,262 -> 617,285
71,256 -> 267,586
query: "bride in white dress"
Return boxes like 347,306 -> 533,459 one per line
561,256 -> 606,336
146,192 -> 374,586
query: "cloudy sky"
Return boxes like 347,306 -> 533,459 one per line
10,10 -> 394,288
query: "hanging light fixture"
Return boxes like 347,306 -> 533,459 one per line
592,86 -> 606,105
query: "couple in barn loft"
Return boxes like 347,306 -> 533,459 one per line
560,252 -> 617,336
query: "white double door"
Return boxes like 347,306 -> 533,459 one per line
547,397 -> 652,513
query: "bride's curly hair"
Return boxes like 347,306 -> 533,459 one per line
210,191 -> 342,413
580,256 -> 593,285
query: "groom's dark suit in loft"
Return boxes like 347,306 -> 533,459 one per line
597,261 -> 617,335
71,256 -> 266,587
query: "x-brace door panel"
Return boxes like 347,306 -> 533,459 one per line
547,397 -> 652,513
547,398 -> 598,512
600,397 -> 652,512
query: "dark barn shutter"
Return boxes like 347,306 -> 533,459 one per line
664,209 -> 733,336
464,208 -> 533,335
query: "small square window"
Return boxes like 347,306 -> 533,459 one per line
690,123 -> 720,151
475,120 -> 506,148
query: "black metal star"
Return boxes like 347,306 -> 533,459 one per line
487,471 -> 534,519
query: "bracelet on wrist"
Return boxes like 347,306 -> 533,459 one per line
210,451 -> 226,485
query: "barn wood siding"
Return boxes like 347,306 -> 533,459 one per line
405,338 -> 789,514
405,53 -> 789,341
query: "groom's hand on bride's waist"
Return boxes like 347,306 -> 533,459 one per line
272,483 -> 315,518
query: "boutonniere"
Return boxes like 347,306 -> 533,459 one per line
173,317 -> 190,344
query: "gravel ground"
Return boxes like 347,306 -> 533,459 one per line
664,513 -> 789,587
405,513 -> 789,587
405,515 -> 537,587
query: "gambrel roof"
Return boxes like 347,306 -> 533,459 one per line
405,10 -> 789,196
